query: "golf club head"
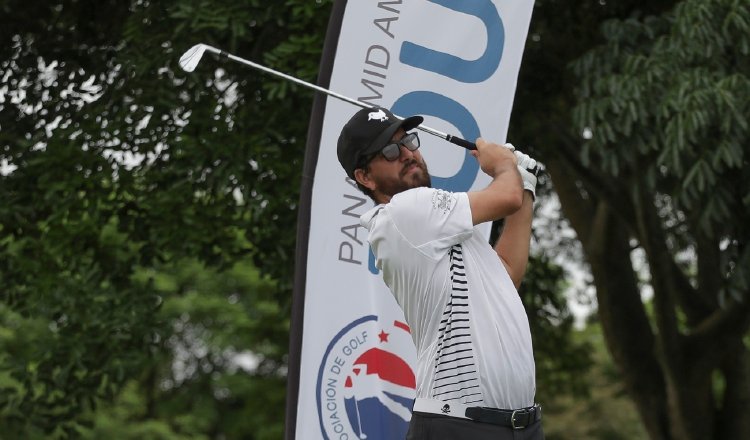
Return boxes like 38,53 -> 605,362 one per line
179,44 -> 216,72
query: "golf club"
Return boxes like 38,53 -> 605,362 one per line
179,43 -> 543,173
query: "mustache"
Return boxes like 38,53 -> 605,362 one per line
401,159 -> 422,176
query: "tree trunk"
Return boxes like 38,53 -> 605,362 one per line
548,157 -> 750,439
717,346 -> 750,439
549,158 -> 672,439
665,364 -> 713,440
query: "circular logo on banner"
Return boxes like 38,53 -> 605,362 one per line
316,315 -> 416,440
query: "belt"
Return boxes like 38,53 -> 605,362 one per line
412,398 -> 542,430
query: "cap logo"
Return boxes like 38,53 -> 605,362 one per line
367,109 -> 388,122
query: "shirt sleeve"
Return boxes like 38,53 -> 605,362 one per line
384,187 -> 473,260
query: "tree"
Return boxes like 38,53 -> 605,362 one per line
514,0 -> 749,438
0,0 -> 332,435
80,258 -> 287,440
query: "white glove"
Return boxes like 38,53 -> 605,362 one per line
514,150 -> 538,200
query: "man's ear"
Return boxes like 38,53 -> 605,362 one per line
354,168 -> 376,191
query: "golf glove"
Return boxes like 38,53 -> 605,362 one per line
514,150 -> 538,200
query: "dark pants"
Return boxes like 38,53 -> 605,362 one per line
406,411 -> 544,440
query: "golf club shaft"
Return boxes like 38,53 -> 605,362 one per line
201,46 -> 477,151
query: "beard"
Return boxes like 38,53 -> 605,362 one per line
375,157 -> 432,199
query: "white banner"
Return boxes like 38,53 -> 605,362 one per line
295,1 -> 534,438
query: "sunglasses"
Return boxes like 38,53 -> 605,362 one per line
379,132 -> 421,161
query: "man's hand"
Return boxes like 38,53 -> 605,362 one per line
471,138 -> 517,178
514,151 -> 538,200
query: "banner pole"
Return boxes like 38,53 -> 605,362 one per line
284,1 -> 348,439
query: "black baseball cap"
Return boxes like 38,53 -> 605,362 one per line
337,107 -> 423,179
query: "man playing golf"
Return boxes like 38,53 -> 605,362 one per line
337,107 -> 543,440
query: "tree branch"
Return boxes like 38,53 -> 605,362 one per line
677,232 -> 721,321
716,345 -> 750,439
688,298 -> 750,371
544,155 -> 596,245
668,257 -> 714,323
587,201 -> 672,439
632,184 -> 683,365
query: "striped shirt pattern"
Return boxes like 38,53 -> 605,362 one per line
430,244 -> 483,404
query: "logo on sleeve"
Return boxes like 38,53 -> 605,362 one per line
431,189 -> 456,213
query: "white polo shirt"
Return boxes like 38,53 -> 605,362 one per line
360,187 -> 536,410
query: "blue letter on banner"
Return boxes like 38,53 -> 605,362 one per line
391,92 -> 478,193
399,0 -> 504,83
